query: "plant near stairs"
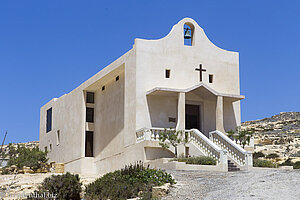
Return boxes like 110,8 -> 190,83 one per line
173,156 -> 216,165
158,129 -> 189,157
227,127 -> 254,148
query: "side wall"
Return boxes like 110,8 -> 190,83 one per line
39,90 -> 85,167
40,48 -> 139,175
92,48 -> 139,174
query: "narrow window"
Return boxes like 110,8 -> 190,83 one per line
102,86 -> 105,91
49,144 -> 52,152
165,69 -> 170,78
85,131 -> 94,157
56,130 -> 60,146
44,146 -> 48,153
46,108 -> 52,133
86,92 -> 94,103
86,107 -> 94,122
209,74 -> 213,83
116,76 -> 119,81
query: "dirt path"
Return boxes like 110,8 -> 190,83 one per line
163,168 -> 300,200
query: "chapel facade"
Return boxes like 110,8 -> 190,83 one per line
40,18 -> 252,175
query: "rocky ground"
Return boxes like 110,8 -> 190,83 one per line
163,168 -> 300,200
241,112 -> 300,161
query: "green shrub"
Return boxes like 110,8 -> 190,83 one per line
2,143 -> 48,171
253,151 -> 265,159
280,158 -> 300,169
28,172 -> 82,200
85,162 -> 175,200
280,158 -> 293,166
293,161 -> 300,169
266,153 -> 279,159
173,156 -> 216,165
253,159 -> 278,168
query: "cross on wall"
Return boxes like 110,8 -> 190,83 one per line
195,64 -> 206,82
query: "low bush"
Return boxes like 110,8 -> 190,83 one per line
28,172 -> 82,200
253,151 -> 265,159
266,153 -> 279,159
280,158 -> 300,169
293,161 -> 300,169
85,161 -> 175,200
253,159 -> 278,168
173,156 -> 216,165
280,158 -> 293,166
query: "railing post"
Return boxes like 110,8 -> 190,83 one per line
209,132 -> 213,141
245,152 -> 253,170
218,150 -> 228,172
145,129 -> 151,140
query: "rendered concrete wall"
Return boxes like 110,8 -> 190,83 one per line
224,101 -> 239,132
135,18 -> 241,133
39,89 -> 85,165
94,72 -> 125,161
145,147 -> 174,160
147,95 -> 177,128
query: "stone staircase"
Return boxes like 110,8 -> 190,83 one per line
228,160 -> 240,172
136,128 -> 253,172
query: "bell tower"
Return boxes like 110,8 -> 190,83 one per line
184,22 -> 194,46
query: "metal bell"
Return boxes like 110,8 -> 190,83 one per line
184,28 -> 192,39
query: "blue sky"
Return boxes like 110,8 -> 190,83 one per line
0,1 -> 299,143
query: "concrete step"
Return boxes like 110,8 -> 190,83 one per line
227,160 -> 240,172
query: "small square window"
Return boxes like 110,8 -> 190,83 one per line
209,74 -> 213,83
165,69 -> 170,78
102,86 -> 105,91
116,76 -> 119,81
86,92 -> 94,103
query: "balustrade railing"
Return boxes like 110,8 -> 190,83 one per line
186,129 -> 226,164
136,128 -> 227,166
136,127 -> 172,142
209,130 -> 252,168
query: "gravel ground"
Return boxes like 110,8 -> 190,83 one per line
163,168 -> 300,200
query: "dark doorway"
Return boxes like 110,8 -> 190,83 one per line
85,131 -> 94,157
185,104 -> 201,130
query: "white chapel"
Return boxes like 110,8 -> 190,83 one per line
40,18 -> 252,175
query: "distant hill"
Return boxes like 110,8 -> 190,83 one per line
242,112 -> 300,136
242,112 -> 300,159
1,141 -> 39,157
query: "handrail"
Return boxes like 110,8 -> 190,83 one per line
186,129 -> 225,164
187,129 -> 223,153
209,130 -> 252,167
136,128 -> 228,169
212,130 -> 247,153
